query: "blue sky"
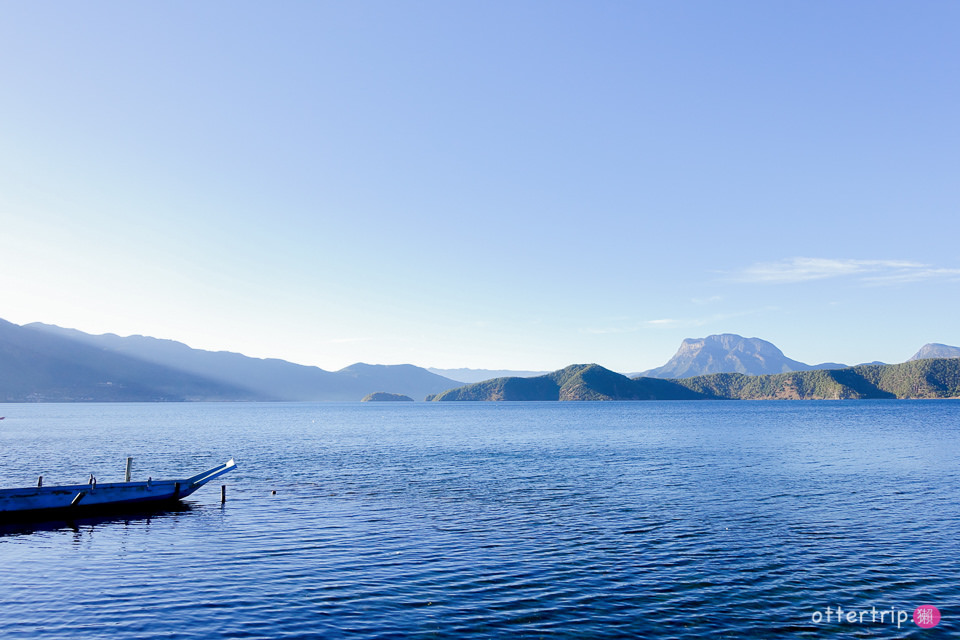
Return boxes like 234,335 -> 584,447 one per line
1,2 -> 958,372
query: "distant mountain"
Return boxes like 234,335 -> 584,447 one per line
0,318 -> 258,401
427,368 -> 551,384
429,364 -> 706,401
639,334 -> 846,379
5,321 -> 460,401
909,343 -> 960,361
430,360 -> 960,401
681,359 -> 960,400
11,318 -> 957,403
335,363 -> 458,400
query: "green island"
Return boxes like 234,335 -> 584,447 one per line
361,392 -> 415,402
427,359 -> 960,401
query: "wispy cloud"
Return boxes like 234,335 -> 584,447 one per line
731,258 -> 960,285
582,319 -> 685,334
646,318 -> 680,326
582,325 -> 644,335
583,309 -> 772,334
862,267 -> 960,285
640,309 -> 773,330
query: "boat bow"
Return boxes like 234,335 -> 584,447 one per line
180,459 -> 237,497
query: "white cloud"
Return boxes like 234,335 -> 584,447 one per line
647,318 -> 680,326
581,325 -> 642,335
862,267 -> 960,285
731,258 -> 960,285
641,309 -> 774,330
583,309 -> 774,334
581,318 -> 686,334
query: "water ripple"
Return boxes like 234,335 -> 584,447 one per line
0,401 -> 958,638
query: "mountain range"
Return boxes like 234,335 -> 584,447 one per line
0,319 -> 459,401
1,318 -> 958,402
428,364 -> 706,401
429,360 -> 960,401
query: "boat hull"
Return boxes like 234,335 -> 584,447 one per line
0,459 -> 236,523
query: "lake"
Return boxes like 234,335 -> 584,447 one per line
0,401 -> 957,638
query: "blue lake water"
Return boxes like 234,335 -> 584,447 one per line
0,401 -> 957,638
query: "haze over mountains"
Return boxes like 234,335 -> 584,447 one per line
0,319 -> 459,402
427,368 -> 550,383
1,318 -> 958,402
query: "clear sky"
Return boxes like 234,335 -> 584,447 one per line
1,2 -> 958,373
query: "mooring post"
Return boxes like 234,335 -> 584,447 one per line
37,475 -> 43,488
221,484 -> 227,503
125,457 -> 133,482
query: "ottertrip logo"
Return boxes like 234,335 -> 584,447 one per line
810,605 -> 940,629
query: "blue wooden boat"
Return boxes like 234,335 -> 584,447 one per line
0,459 -> 236,522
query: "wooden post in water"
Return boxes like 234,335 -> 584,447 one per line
221,484 -> 226,503
125,457 -> 133,482
37,475 -> 43,488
